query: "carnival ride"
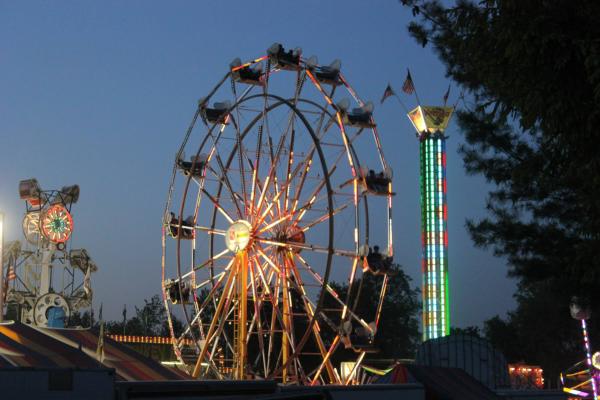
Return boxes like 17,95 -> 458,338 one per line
1,179 -> 97,327
561,299 -> 599,399
162,43 -> 395,384
406,105 -> 454,341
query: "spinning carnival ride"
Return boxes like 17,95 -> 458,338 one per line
561,300 -> 599,399
1,179 -> 97,327
162,44 -> 395,384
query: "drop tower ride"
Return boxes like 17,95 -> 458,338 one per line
407,105 -> 454,341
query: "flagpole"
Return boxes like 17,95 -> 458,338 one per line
453,90 -> 465,109
393,94 -> 410,114
407,68 -> 422,106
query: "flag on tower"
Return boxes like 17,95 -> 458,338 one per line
380,83 -> 395,104
443,85 -> 451,106
402,69 -> 415,94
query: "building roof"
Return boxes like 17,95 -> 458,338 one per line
0,321 -> 188,381
376,363 -> 503,400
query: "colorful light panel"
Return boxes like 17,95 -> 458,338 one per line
419,135 -> 450,340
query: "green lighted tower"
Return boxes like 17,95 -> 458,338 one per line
408,105 -> 454,341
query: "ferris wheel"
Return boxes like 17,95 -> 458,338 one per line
162,43 -> 395,385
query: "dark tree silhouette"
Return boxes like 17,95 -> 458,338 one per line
402,0 -> 600,385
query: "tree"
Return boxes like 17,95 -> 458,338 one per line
450,325 -> 482,338
102,295 -> 184,337
483,283 -> 583,387
69,310 -> 94,328
402,0 -> 600,383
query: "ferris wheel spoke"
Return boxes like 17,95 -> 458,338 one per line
264,137 -> 283,218
192,248 -> 230,272
194,270 -> 227,291
286,254 -> 337,383
176,319 -> 198,348
293,253 -> 372,333
374,274 -> 389,328
277,71 -> 305,214
343,352 -> 366,385
253,154 -> 290,226
257,214 -> 292,235
203,299 -> 235,378
253,174 -> 273,221
195,225 -> 226,235
193,258 -> 235,323
256,237 -> 355,258
207,160 -> 245,218
247,261 -> 269,376
280,256 -> 297,382
192,265 -> 237,378
289,127 -> 359,216
200,188 -> 235,224
282,128 -> 295,213
250,255 -> 278,375
288,163 -> 340,227
308,87 -> 335,141
289,178 -> 327,224
254,184 -> 285,228
255,247 -> 281,274
310,335 -> 342,385
262,98 -> 298,220
288,148 -> 315,213
251,252 -> 299,371
296,199 -> 352,233
286,97 -> 335,196
229,79 -> 260,213
248,123 -> 264,215
212,304 -> 237,362
229,115 -> 250,213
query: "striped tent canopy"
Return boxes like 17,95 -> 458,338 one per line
0,321 -> 188,381
372,363 -> 417,384
375,363 -> 502,400
0,321 -> 98,369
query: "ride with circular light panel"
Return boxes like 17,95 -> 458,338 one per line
162,43 -> 395,384
1,179 -> 97,327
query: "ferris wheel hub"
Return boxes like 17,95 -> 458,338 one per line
225,220 -> 252,253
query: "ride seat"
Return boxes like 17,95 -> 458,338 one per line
362,245 -> 393,275
267,43 -> 301,71
306,56 -> 342,86
165,279 -> 191,304
340,321 -> 378,354
362,169 -> 394,196
337,99 -> 376,128
230,57 -> 264,85
177,153 -> 208,178
200,99 -> 231,124
167,212 -> 195,240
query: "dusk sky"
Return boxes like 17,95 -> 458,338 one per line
0,1 -> 516,327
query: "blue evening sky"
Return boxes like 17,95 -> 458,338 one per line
0,0 -> 516,328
